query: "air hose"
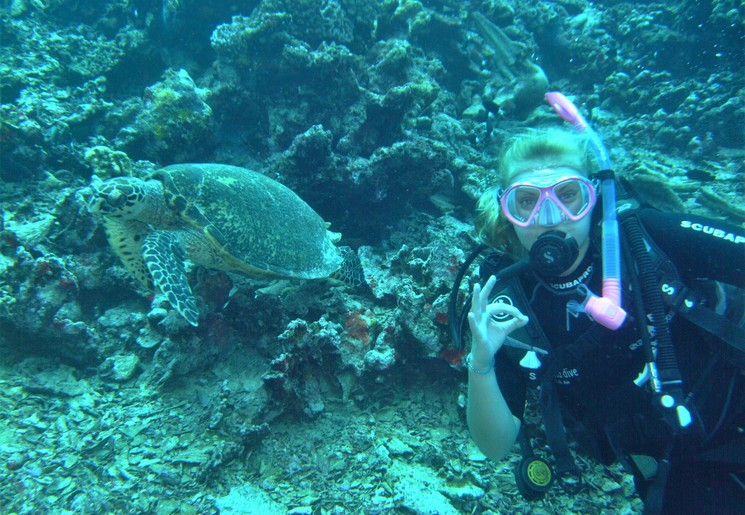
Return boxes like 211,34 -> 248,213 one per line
622,213 -> 690,427
449,244 -> 487,350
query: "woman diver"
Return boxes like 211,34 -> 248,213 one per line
459,93 -> 745,513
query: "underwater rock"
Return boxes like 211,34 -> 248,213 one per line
696,187 -> 745,224
394,280 -> 440,357
210,11 -> 361,155
606,67 -> 744,152
18,358 -> 90,398
272,124 -> 336,184
84,146 -> 133,179
264,298 -> 400,418
0,244 -> 99,364
0,104 -> 45,181
461,96 -> 488,122
116,69 -> 214,163
210,12 -> 293,61
364,332 -> 397,372
592,2 -> 744,154
212,0 -> 365,53
367,39 -> 415,85
208,1 -> 447,172
1,14 -> 144,178
3,213 -> 56,248
143,336 -> 219,388
213,483 -> 285,514
407,7 -> 474,85
359,215 -> 474,300
99,354 -> 141,382
136,324 -> 166,349
484,61 -> 549,119
207,2 -> 463,243
469,11 -> 549,119
358,137 -> 451,198
267,317 -> 344,418
386,437 -> 414,457
18,357 -> 90,397
387,460 -> 460,514
623,164 -> 686,213
96,305 -> 149,354
359,214 -> 474,361
441,479 -> 487,504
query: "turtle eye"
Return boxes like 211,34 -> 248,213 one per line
172,196 -> 187,212
107,189 -> 128,208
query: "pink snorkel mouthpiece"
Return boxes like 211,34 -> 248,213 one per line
545,92 -> 627,330
545,91 -> 588,131
585,283 -> 626,329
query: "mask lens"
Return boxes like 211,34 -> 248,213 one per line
500,177 -> 595,227
504,186 -> 541,225
552,179 -> 593,217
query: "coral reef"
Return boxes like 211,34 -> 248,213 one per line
0,0 -> 742,512
0,6 -> 146,179
116,69 -> 215,163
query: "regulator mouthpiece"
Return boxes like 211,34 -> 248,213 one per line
529,230 -> 579,277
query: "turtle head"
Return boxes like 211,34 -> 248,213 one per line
86,176 -> 163,221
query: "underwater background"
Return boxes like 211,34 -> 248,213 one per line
0,0 -> 743,513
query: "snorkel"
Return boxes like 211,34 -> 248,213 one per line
545,92 -> 626,330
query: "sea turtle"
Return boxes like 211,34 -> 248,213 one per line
86,163 -> 363,326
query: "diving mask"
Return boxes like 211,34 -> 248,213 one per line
498,175 -> 597,228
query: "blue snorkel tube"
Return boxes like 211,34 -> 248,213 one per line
545,92 -> 627,330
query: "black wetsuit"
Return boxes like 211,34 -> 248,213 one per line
492,209 -> 745,513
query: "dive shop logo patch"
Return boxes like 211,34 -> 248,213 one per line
490,293 -> 515,321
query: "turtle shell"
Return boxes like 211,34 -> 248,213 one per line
151,163 -> 342,279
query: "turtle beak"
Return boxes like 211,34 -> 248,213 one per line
89,181 -> 136,215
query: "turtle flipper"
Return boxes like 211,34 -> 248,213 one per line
333,246 -> 366,287
143,230 -> 200,326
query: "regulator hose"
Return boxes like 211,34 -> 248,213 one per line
622,215 -> 682,387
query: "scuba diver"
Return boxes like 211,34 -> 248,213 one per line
452,93 -> 745,514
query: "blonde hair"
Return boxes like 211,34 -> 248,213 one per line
475,128 -> 595,258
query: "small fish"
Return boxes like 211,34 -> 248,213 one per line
482,99 -> 501,138
686,169 -> 715,182
162,0 -> 182,28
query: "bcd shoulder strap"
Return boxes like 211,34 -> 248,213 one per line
660,279 -> 745,368
623,205 -> 745,368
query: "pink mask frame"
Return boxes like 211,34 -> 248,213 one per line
498,176 -> 597,228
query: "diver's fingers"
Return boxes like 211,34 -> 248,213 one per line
470,283 -> 483,316
480,275 -> 497,303
467,311 -> 477,332
484,303 -> 526,320
506,312 -> 530,332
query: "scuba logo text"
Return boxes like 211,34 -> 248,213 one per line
680,220 -> 745,244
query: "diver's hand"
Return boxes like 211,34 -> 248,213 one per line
467,275 -> 529,369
